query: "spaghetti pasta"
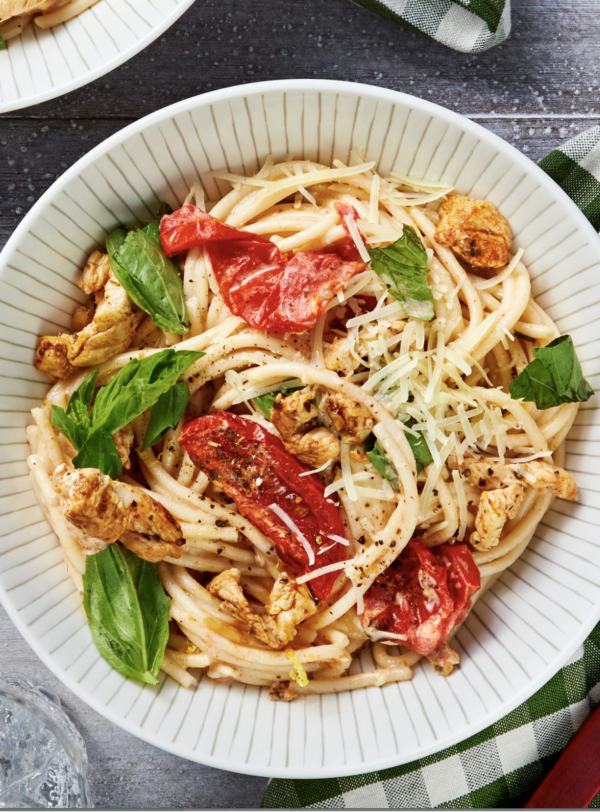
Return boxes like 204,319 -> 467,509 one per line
27,153 -> 586,700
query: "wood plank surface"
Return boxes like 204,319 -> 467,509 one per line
0,0 -> 598,807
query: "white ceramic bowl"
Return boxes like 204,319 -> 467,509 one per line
1,80 -> 599,779
0,0 -> 196,114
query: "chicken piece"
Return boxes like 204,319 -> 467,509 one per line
113,425 -> 134,470
34,335 -> 72,380
35,273 -> 142,380
459,458 -> 577,500
0,0 -> 51,20
428,641 -> 460,677
435,195 -> 512,269
470,482 -> 526,550
322,392 -> 374,444
269,681 -> 298,702
324,336 -> 360,377
71,299 -> 96,333
324,320 -> 406,377
77,251 -> 111,295
208,569 -> 317,650
271,388 -> 340,467
68,274 -> 142,366
52,465 -> 184,562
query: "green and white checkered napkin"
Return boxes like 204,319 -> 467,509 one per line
351,0 -> 510,53
261,127 -> 600,810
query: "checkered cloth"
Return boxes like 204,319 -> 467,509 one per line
350,0 -> 510,53
261,126 -> 600,809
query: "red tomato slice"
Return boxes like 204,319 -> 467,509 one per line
361,539 -> 480,661
335,204 -> 363,262
160,205 -> 364,333
178,412 -> 348,601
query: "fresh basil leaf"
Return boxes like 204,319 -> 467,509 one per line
364,418 -> 433,481
254,381 -> 306,420
53,349 -> 202,477
74,428 -> 123,479
364,434 -> 398,485
0,34 -> 7,51
106,228 -> 189,335
91,349 -> 203,437
83,543 -> 170,685
509,335 -> 594,410
142,381 -> 190,451
404,418 -> 433,474
141,222 -> 161,244
514,330 -> 535,343
368,226 -> 435,321
106,227 -> 127,256
51,369 -> 98,450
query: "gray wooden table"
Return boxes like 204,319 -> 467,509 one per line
1,0 -> 599,807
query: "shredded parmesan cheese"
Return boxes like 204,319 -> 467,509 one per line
343,211 -> 371,263
296,557 -> 356,584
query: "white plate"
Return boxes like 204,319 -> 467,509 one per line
0,0 -> 195,114
1,80 -> 599,779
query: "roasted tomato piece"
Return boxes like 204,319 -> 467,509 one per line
361,539 -> 480,673
179,412 -> 347,600
160,205 -> 364,333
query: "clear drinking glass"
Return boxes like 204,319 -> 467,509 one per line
0,676 -> 92,808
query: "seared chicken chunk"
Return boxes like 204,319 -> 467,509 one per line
324,320 -> 406,377
113,425 -> 135,470
429,641 -> 461,677
71,299 -> 96,333
470,482 -> 526,550
435,195 -> 512,269
460,458 -> 577,500
459,457 -> 577,551
269,681 -> 297,702
52,465 -> 184,562
322,392 -> 374,444
34,335 -> 73,380
272,388 -> 340,467
324,335 -> 359,377
209,568 -> 316,649
77,251 -> 111,295
35,269 -> 142,380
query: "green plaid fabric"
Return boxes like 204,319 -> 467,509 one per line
262,126 -> 600,809
350,0 -> 510,53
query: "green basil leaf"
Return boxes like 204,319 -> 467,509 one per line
404,418 -> 433,474
0,34 -> 7,51
106,228 -> 189,335
514,330 -> 536,343
73,428 -> 123,479
142,381 -> 190,451
83,543 -> 170,685
509,335 -> 594,410
368,226 -> 435,321
50,369 -> 98,450
53,349 -> 202,476
91,349 -> 203,437
254,381 -> 306,420
141,222 -> 161,245
364,434 -> 398,485
364,419 -> 433,481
